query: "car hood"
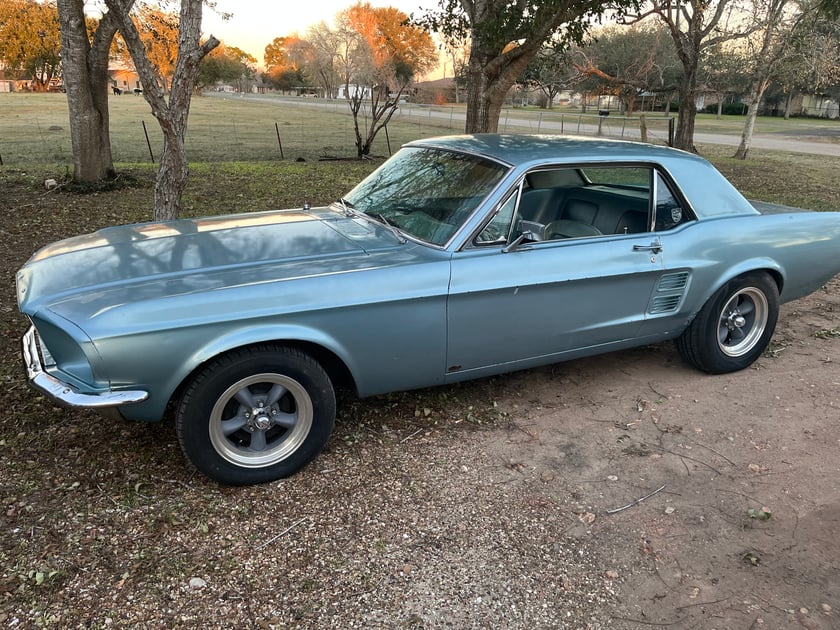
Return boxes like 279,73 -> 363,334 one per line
17,206 -> 418,325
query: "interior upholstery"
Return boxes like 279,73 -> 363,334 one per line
518,186 -> 650,238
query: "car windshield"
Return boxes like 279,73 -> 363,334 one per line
343,146 -> 509,246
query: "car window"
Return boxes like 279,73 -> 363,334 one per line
654,171 -> 692,231
580,166 -> 650,189
344,147 -> 508,246
469,163 -> 694,248
475,190 -> 519,245
509,165 -> 653,241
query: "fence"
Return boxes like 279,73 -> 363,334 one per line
0,93 -> 675,166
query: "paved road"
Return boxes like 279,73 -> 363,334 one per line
213,92 -> 840,157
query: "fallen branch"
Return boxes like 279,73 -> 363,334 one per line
255,517 -> 307,550
606,484 -> 666,514
400,428 -> 423,443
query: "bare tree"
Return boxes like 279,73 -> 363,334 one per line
343,3 -> 437,157
105,0 -> 219,220
733,0 -> 802,159
300,21 -> 346,98
626,0 -> 759,151
441,37 -> 470,103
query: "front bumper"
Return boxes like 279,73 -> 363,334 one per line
22,325 -> 149,408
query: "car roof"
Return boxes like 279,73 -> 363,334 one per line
406,133 -> 704,168
405,134 -> 759,220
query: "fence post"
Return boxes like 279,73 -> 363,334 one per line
275,122 -> 285,159
537,112 -> 542,133
639,114 -> 648,144
142,120 -> 154,163
668,117 -> 675,147
384,123 -> 392,156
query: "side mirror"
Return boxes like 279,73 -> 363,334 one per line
503,220 -> 546,253
518,220 -> 547,242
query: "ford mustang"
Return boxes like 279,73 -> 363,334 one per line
17,135 -> 840,484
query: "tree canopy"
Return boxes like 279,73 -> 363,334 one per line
418,0 -> 625,132
198,43 -> 257,90
0,0 -> 64,90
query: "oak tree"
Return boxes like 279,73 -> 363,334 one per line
57,0 -> 133,182
418,0 -> 616,133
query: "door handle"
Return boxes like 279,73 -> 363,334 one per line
633,238 -> 663,254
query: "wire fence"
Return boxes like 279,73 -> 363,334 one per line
0,93 -> 675,166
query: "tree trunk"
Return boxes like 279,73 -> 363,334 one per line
734,80 -> 769,160
465,56 -> 502,133
783,91 -> 793,120
57,0 -> 120,182
673,66 -> 699,152
155,122 -> 189,220
464,46 -> 532,133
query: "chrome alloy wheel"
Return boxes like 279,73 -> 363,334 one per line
716,287 -> 769,357
208,373 -> 313,468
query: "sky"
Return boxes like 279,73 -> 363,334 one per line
202,1 -> 437,69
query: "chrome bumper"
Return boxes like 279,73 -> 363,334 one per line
22,325 -> 149,408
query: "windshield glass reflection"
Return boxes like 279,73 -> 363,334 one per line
344,147 -> 508,246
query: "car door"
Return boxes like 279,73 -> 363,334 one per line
446,233 -> 665,375
444,164 -> 682,377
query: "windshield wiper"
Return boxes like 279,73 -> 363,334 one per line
336,199 -> 406,244
336,197 -> 356,217
374,213 -> 407,244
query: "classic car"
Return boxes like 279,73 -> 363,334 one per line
17,134 -> 840,485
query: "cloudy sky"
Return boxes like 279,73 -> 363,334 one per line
202,1 -> 437,67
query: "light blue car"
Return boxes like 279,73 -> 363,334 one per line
17,135 -> 840,484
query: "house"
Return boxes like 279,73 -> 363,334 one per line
109,66 -> 142,93
799,93 -> 840,119
337,84 -> 372,100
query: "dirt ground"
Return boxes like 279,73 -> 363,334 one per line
1,166 -> 839,628
476,276 -> 840,628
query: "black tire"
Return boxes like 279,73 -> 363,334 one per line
676,272 -> 779,374
176,344 -> 336,485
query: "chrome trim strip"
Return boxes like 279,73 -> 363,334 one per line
22,326 -> 148,408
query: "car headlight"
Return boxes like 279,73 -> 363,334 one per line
29,316 -> 100,392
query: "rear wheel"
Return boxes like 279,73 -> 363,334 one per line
676,272 -> 779,374
176,345 -> 335,485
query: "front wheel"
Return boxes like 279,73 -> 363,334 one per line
676,272 -> 779,374
176,345 -> 336,485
